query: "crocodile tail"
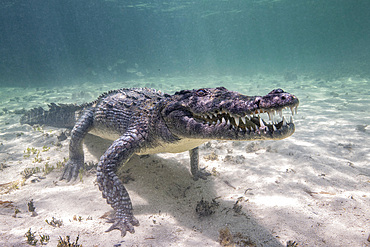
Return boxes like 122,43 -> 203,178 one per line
20,103 -> 83,128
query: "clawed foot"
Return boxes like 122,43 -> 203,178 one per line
106,215 -> 140,237
60,159 -> 83,181
193,168 -> 211,181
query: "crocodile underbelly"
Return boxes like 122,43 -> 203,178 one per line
90,127 -> 208,155
137,138 -> 209,155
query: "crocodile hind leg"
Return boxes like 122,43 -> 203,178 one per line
97,129 -> 145,237
61,109 -> 93,181
189,147 -> 211,180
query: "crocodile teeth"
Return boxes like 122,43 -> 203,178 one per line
290,106 -> 298,115
234,117 -> 240,126
268,112 -> 274,121
259,118 -> 265,128
194,101 -> 298,135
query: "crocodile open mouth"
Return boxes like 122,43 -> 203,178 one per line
193,105 -> 298,135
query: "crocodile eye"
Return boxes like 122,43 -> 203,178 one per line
196,89 -> 208,97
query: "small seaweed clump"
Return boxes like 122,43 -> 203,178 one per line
72,215 -> 83,222
39,234 -> 50,245
219,227 -> 233,246
25,228 -> 38,246
45,217 -> 63,227
57,235 -> 82,247
24,228 -> 50,246
195,198 -> 219,217
21,167 -> 40,179
12,208 -> 21,218
27,199 -> 38,217
287,240 -> 299,247
219,227 -> 257,247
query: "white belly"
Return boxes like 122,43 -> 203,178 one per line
137,138 -> 209,155
90,127 -> 208,155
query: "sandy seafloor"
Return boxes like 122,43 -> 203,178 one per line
0,74 -> 369,247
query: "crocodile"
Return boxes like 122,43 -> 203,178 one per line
20,87 -> 299,237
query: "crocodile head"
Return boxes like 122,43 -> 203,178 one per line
161,87 -> 299,141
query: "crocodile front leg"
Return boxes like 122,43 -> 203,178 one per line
96,128 -> 145,237
189,147 -> 211,180
61,109 -> 93,181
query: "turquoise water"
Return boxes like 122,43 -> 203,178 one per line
0,0 -> 369,87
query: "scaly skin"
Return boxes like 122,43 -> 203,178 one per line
21,87 -> 299,237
